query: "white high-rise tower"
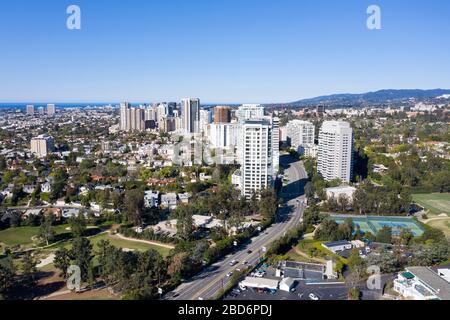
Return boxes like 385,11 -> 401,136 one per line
317,121 -> 353,183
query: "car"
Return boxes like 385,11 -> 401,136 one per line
242,261 -> 248,265
309,293 -> 319,300
247,250 -> 253,254
229,260 -> 238,266
227,272 -> 234,277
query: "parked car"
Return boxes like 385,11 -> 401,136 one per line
309,293 -> 319,300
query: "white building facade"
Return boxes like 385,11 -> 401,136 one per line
317,121 -> 353,182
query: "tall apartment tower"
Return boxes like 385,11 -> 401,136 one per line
26,105 -> 34,115
47,104 -> 56,116
236,104 -> 265,122
286,120 -> 315,152
317,121 -> 353,183
239,119 -> 275,199
31,134 -> 55,158
199,109 -> 212,133
181,98 -> 200,134
120,102 -> 130,131
214,106 -> 231,123
271,117 -> 280,175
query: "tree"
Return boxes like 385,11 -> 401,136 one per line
69,213 -> 87,237
54,248 -> 73,278
399,228 -> 414,246
124,189 -> 145,226
338,218 -> 354,240
176,207 -> 195,242
314,220 -> 340,241
38,214 -> 55,246
376,226 -> 392,244
0,259 -> 15,297
21,252 -> 37,286
71,237 -> 93,282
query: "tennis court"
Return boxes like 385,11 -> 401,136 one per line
329,215 -> 425,236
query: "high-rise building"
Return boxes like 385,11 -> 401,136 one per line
31,134 -> 55,158
181,98 -> 200,134
26,105 -> 34,115
209,123 -> 239,149
120,102 -> 145,132
214,106 -> 231,123
271,117 -> 280,175
38,106 -> 45,115
236,104 -> 265,122
286,120 -> 315,152
120,102 -> 130,131
238,119 -> 275,199
317,121 -> 353,183
199,109 -> 212,133
47,104 -> 56,116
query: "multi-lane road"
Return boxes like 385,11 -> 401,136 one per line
166,156 -> 308,300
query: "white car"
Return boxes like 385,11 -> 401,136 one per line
229,260 -> 238,266
227,272 -> 234,277
309,293 -> 319,300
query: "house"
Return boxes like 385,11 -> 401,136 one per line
62,208 -> 81,219
161,193 -> 178,210
325,186 -> 356,202
322,240 -> 353,253
43,208 -> 62,221
23,209 -> 42,218
393,267 -> 450,300
1,186 -> 14,199
41,182 -> 52,193
178,192 -> 191,204
23,184 -> 37,194
144,190 -> 159,208
199,173 -> 212,181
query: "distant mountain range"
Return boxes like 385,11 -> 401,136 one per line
279,89 -> 450,108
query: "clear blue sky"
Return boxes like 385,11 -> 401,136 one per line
0,0 -> 449,103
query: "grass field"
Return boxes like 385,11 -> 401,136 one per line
89,233 -> 172,257
426,219 -> 450,237
413,193 -> 450,216
49,232 -> 172,257
0,224 -> 71,246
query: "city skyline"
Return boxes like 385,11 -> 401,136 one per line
1,0 -> 450,103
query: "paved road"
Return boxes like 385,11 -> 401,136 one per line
166,156 -> 308,301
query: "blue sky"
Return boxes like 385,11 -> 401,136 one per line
0,0 -> 449,103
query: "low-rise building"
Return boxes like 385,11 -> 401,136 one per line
322,240 -> 353,253
325,185 -> 356,202
394,267 -> 450,300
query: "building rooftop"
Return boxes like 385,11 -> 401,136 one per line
407,267 -> 450,300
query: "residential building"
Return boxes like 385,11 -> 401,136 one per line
325,185 -> 357,202
182,98 -> 200,134
47,104 -> 56,116
286,120 -> 315,153
317,121 -> 353,182
214,106 -> 231,123
26,105 -> 34,115
238,119 -> 274,198
199,109 -> 212,133
394,267 -> 450,300
236,104 -> 265,122
31,134 -> 55,158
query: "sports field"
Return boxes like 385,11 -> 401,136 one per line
330,215 -> 425,237
412,193 -> 450,216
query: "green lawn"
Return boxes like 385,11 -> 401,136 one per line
50,233 -> 172,257
413,193 -> 450,216
89,233 -> 172,257
0,224 -> 76,246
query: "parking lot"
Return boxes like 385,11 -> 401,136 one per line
225,280 -> 350,301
